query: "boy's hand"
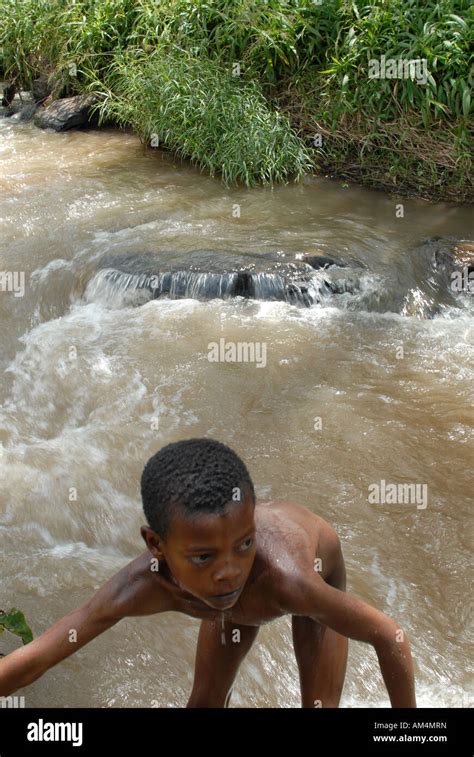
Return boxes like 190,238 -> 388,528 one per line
283,572 -> 416,708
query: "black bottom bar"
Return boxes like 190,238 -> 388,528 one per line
0,708 -> 469,755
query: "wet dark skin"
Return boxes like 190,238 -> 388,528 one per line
0,493 -> 416,707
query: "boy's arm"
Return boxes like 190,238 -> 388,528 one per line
0,555 -> 158,697
0,597 -> 119,696
283,573 -> 416,708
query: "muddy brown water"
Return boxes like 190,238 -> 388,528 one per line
0,118 -> 472,707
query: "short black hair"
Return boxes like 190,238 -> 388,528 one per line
141,438 -> 255,539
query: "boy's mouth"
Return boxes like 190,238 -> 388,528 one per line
208,587 -> 242,606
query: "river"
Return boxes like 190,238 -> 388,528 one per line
0,117 -> 472,707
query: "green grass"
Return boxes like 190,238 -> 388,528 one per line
0,0 -> 472,198
292,0 -> 473,200
94,45 -> 313,186
0,0 -> 137,94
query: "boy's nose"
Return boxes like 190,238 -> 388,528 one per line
212,560 -> 241,587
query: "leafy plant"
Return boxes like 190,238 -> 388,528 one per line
0,608 -> 34,653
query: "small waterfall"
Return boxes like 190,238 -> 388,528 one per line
85,267 -> 348,307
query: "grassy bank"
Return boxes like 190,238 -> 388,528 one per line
0,0 -> 472,200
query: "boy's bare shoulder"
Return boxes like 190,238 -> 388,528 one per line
94,551 -> 176,620
102,551 -> 220,621
255,500 -> 344,587
256,499 -> 340,546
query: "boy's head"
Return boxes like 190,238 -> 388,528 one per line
140,438 -> 256,609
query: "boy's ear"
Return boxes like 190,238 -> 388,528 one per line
141,525 -> 165,558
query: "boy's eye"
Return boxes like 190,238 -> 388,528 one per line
238,537 -> 254,551
188,554 -> 212,566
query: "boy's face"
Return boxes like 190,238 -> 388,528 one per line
143,491 -> 256,610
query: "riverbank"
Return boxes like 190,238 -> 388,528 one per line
1,0 -> 472,201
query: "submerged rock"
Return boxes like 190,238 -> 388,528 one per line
1,82 -> 16,106
295,253 -> 346,270
34,94 -> 99,131
432,238 -> 474,280
403,237 -> 474,316
1,90 -> 36,119
86,250 -> 357,308
18,102 -> 39,121
32,76 -> 52,103
451,242 -> 474,274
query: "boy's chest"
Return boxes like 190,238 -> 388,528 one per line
222,600 -> 283,627
184,581 -> 284,627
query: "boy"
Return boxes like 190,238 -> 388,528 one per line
0,438 -> 416,707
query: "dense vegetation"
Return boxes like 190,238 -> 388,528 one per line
0,0 -> 472,199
